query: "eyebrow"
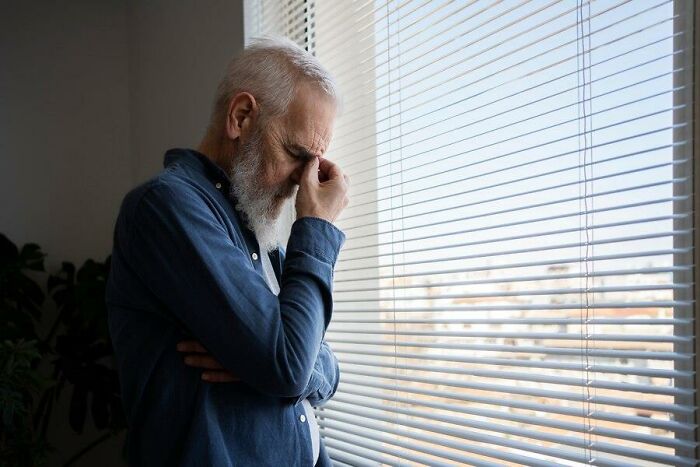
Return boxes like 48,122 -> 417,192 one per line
286,144 -> 321,161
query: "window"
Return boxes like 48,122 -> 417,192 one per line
245,1 -> 697,465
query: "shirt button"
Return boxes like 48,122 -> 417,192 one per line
299,414 -> 306,423
251,252 -> 258,261
215,182 -> 222,189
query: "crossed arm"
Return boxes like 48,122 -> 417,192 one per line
177,338 -> 340,407
118,180 -> 345,399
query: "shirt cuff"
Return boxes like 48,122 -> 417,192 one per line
293,369 -> 322,406
287,217 -> 346,266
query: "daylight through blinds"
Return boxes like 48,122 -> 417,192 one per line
244,1 -> 697,465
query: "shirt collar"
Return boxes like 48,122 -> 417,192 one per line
164,148 -> 232,192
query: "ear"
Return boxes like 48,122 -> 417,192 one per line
225,92 -> 259,141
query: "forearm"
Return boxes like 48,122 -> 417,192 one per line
193,218 -> 341,397
124,182 -> 345,398
293,340 -> 340,407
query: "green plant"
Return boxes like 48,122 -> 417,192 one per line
0,339 -> 50,466
0,233 -> 126,467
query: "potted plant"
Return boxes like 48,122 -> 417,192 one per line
0,233 -> 126,466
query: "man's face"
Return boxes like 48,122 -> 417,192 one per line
258,82 -> 337,215
228,83 -> 336,251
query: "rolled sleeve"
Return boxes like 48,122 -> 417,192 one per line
293,340 -> 340,407
287,216 -> 345,266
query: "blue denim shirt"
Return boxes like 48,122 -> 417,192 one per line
106,148 -> 345,466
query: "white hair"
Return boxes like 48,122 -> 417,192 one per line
208,36 -> 339,130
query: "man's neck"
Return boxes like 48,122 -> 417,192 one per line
198,132 -> 235,175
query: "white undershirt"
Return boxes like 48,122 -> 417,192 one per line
260,251 -> 320,466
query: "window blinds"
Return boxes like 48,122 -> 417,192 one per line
244,0 -> 697,465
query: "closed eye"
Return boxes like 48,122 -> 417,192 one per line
285,148 -> 301,160
285,146 -> 314,162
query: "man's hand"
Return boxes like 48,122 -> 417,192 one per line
295,156 -> 350,222
177,340 -> 241,383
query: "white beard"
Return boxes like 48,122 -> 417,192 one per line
228,131 -> 297,254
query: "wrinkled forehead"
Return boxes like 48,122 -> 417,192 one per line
279,83 -> 337,157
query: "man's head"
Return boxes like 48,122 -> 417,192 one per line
201,37 -> 339,253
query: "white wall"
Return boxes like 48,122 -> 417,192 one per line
0,0 -> 132,266
0,0 -> 244,263
0,1 -> 244,465
126,0 -> 245,183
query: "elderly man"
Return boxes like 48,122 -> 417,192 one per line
106,37 -> 348,466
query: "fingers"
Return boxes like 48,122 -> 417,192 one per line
183,354 -> 225,370
318,162 -> 329,183
301,155 -> 320,185
201,371 -> 240,383
318,157 -> 344,182
177,340 -> 240,383
320,157 -> 350,187
183,354 -> 242,382
176,340 -> 207,353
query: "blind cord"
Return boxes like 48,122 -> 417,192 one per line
385,1 -> 404,464
578,0 -> 598,463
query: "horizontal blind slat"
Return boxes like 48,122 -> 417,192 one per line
343,110 -> 686,204
342,136 -> 688,223
334,248 -> 692,283
322,425 -> 499,467
338,77 -> 685,172
316,0 -> 475,59
330,339 -> 693,361
327,0 -> 573,92
320,417 -> 571,467
337,367 -> 695,413
333,32 -> 683,145
341,196 -> 687,253
338,215 -> 689,265
342,161 -> 687,233
335,378 -> 696,432
334,266 -> 692,292
320,403 -> 697,466
317,412 -> 634,467
333,2 -> 680,137
328,329 -> 692,343
333,46 -> 683,151
332,300 -> 693,312
331,318 -> 691,326
336,359 -> 692,396
322,425 -> 508,467
333,283 -> 689,302
327,396 -> 698,451
332,349 -> 692,379
332,0 -> 661,109
325,442 -> 392,467
335,230 -> 693,273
